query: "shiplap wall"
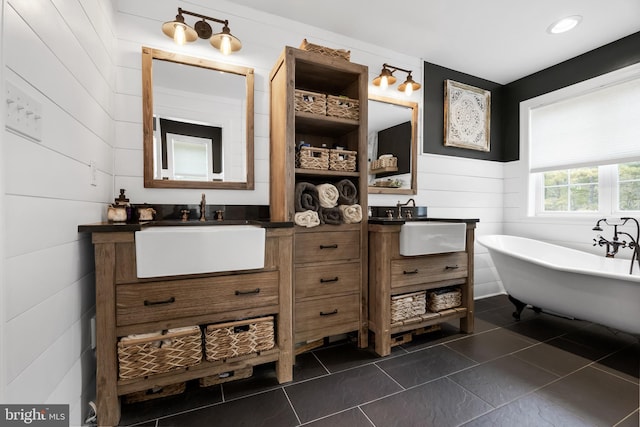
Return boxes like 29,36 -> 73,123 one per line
115,0 -> 505,297
2,0 -> 117,424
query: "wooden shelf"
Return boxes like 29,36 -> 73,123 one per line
295,112 -> 359,135
117,347 -> 282,395
295,168 -> 359,178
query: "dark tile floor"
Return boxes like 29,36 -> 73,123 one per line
119,295 -> 640,427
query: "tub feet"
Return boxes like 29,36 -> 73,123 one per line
508,295 -> 527,321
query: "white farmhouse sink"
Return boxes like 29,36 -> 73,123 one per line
135,225 -> 266,278
399,222 -> 466,256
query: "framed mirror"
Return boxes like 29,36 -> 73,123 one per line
142,46 -> 255,189
367,94 -> 418,194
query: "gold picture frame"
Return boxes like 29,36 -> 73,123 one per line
443,79 -> 491,152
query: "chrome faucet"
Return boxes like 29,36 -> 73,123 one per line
199,193 -> 207,221
396,198 -> 416,219
593,217 -> 640,273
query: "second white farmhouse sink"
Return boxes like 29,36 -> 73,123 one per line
399,222 -> 466,256
135,225 -> 266,278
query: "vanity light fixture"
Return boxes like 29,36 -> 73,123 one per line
162,8 -> 242,55
547,15 -> 582,34
373,64 -> 421,95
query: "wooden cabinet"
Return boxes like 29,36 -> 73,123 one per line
88,227 -> 293,427
368,221 -> 477,356
269,47 -> 368,350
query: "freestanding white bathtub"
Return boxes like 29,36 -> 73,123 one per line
478,234 -> 640,335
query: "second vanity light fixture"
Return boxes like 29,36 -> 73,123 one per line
162,8 -> 242,55
372,63 -> 421,95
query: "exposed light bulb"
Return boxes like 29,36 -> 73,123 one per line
404,83 -> 413,96
173,24 -> 186,45
220,35 -> 232,55
380,75 -> 389,90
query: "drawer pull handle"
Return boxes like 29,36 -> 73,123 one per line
320,309 -> 338,316
403,269 -> 419,275
143,297 -> 176,306
235,288 -> 261,296
319,244 -> 338,249
445,265 -> 460,270
320,277 -> 339,283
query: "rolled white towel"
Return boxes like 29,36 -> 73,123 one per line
339,204 -> 363,224
316,183 -> 339,208
294,210 -> 321,228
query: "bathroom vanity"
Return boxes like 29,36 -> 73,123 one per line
368,218 -> 478,356
78,221 -> 293,427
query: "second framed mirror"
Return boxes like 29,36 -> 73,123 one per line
367,95 -> 418,194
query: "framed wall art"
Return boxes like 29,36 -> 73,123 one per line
443,79 -> 491,152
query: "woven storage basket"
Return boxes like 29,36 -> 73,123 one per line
199,366 -> 253,387
370,157 -> 398,173
296,146 -> 329,170
123,382 -> 186,404
299,38 -> 350,61
117,327 -> 202,380
391,291 -> 427,323
427,288 -> 462,312
205,316 -> 275,362
326,95 -> 359,120
294,89 -> 326,116
329,149 -> 357,172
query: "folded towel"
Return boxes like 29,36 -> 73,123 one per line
316,183 -> 339,208
336,179 -> 358,205
339,204 -> 363,224
294,210 -> 321,228
319,207 -> 344,225
295,182 -> 320,212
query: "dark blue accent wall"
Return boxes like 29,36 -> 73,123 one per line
423,31 -> 640,162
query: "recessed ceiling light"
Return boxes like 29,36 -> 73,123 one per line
547,15 -> 582,34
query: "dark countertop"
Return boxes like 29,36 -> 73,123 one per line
368,217 -> 480,225
78,220 -> 294,233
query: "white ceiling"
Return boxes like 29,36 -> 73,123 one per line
231,0 -> 640,84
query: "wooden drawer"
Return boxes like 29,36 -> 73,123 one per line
116,271 -> 279,326
295,262 -> 360,300
295,230 -> 359,264
295,294 -> 360,343
391,252 -> 467,289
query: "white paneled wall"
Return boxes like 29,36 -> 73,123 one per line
115,0 -> 505,297
2,0 -> 117,424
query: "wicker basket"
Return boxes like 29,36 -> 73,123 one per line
427,288 -> 462,312
329,149 -> 357,172
205,316 -> 275,362
300,38 -> 350,61
391,291 -> 426,323
326,95 -> 359,120
199,366 -> 253,387
294,89 -> 326,116
123,382 -> 186,404
296,146 -> 329,170
117,327 -> 202,380
370,157 -> 398,174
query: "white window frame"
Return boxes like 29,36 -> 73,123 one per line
533,164 -> 640,217
521,63 -> 640,219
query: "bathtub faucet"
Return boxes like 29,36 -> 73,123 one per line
592,217 -> 640,274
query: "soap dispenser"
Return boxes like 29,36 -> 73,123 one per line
107,189 -> 130,222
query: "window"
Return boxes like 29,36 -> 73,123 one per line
525,63 -> 640,217
536,162 -> 640,215
617,162 -> 640,211
542,167 -> 598,212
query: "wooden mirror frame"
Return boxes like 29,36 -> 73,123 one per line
368,94 -> 418,195
142,46 -> 255,189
